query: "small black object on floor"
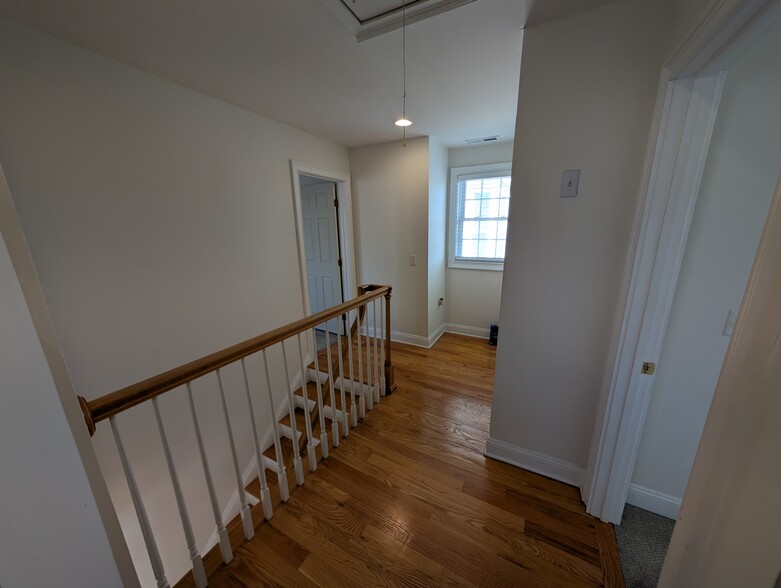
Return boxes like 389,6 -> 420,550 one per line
615,504 -> 675,588
489,323 -> 498,346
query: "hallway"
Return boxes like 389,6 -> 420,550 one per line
181,333 -> 622,587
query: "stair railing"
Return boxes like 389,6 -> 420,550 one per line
78,284 -> 394,588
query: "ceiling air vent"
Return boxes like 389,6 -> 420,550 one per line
465,135 -> 500,145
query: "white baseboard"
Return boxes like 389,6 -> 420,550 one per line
484,437 -> 585,488
445,323 -> 490,340
386,323 -> 489,349
390,330 -> 431,347
429,323 -> 447,346
626,484 -> 680,520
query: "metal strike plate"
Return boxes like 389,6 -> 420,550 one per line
641,362 -> 656,375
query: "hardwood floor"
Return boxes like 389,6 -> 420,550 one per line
178,333 -> 624,587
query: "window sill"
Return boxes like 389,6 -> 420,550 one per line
448,260 -> 504,272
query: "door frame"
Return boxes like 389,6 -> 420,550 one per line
583,0 -> 781,524
289,160 -> 357,318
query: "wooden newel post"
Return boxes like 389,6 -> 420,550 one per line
384,287 -> 396,395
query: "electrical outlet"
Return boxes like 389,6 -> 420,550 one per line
438,297 -> 444,308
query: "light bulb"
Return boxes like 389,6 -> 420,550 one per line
395,118 -> 412,127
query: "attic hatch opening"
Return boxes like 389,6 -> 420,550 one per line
321,0 -> 477,41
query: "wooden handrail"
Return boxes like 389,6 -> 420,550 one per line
79,285 -> 392,435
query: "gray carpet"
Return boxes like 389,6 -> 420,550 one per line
615,505 -> 675,588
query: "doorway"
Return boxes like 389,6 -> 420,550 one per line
583,0 -> 781,530
613,21 -> 781,585
289,161 -> 357,345
300,174 -> 342,336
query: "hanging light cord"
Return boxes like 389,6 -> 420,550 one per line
402,0 -> 407,146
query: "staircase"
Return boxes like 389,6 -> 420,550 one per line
78,284 -> 395,588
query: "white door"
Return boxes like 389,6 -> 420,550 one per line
301,179 -> 342,333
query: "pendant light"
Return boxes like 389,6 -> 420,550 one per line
394,0 -> 411,146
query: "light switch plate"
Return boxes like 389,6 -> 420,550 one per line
561,169 -> 580,198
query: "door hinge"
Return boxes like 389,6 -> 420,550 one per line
334,198 -> 339,208
337,258 -> 343,267
641,362 -> 656,375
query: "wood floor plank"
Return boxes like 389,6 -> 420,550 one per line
596,520 -> 626,588
174,333 -> 624,588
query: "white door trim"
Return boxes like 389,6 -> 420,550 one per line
583,0 -> 781,524
290,161 -> 357,318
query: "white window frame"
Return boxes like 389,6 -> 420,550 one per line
448,162 -> 512,271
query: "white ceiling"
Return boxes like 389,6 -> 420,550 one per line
0,0 -> 616,148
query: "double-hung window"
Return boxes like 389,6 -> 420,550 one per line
448,163 -> 512,270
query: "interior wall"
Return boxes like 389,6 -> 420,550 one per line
350,137 -> 430,339
489,0 -> 670,468
631,26 -> 781,507
428,137 -> 448,337
0,216 -> 125,588
0,19 -> 349,586
445,142 -> 513,333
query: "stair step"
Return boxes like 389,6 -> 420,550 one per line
307,368 -> 374,396
293,393 -> 317,411
261,455 -> 279,473
279,422 -> 303,442
321,405 -> 345,422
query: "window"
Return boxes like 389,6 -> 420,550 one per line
448,163 -> 512,270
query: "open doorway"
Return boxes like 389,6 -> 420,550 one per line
300,175 -> 343,344
617,17 -> 781,583
300,175 -> 343,315
290,161 -> 357,350
584,9 -> 781,587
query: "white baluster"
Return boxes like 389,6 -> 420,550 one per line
356,305 -> 366,419
239,359 -> 273,520
296,333 -> 318,471
109,416 -> 170,588
373,298 -> 380,403
261,349 -> 290,502
281,341 -> 305,485
187,383 -> 232,563
337,317 -> 349,437
364,303 -> 374,412
347,308 -> 358,428
324,327 -> 340,447
216,369 -> 255,540
309,328 -> 330,458
380,296 -> 386,395
151,398 -> 207,588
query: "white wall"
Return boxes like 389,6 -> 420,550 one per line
445,142 -> 513,333
489,0 -> 670,468
428,138 -> 448,337
350,137 -> 431,339
448,141 -> 514,169
631,26 -> 781,507
0,206 -> 127,587
0,19 -> 349,586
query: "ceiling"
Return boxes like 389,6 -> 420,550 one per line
0,0 -> 617,149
